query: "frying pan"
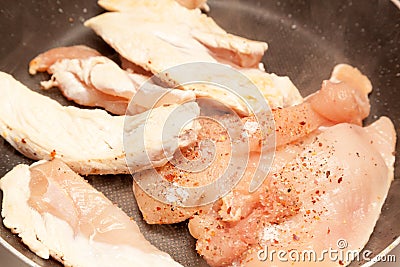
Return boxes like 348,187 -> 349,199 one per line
0,0 -> 399,266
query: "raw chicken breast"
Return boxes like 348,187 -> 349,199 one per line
0,159 -> 182,267
133,74 -> 371,224
188,117 -> 396,266
88,0 -> 268,70
0,72 -> 199,175
30,46 -> 196,115
133,114 -> 240,224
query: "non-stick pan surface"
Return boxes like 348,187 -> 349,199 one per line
0,0 -> 399,266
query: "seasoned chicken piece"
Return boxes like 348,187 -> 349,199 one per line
30,46 -> 196,115
182,64 -> 387,267
133,73 -> 371,224
0,159 -> 182,267
188,117 -> 396,266
133,114 -> 236,224
0,72 -> 199,175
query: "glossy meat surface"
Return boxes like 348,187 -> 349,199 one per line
0,159 -> 183,267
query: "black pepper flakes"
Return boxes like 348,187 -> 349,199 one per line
293,234 -> 300,241
326,170 -> 331,178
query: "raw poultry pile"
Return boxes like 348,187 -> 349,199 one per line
0,0 -> 396,267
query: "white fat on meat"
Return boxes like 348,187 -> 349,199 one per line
43,56 -> 136,99
0,159 -> 182,267
85,1 -> 302,115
